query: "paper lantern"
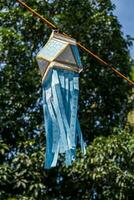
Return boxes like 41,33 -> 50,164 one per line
36,31 -> 85,169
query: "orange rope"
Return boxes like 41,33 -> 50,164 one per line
16,0 -> 134,86
77,43 -> 134,85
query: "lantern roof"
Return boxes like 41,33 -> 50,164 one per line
36,31 -> 82,77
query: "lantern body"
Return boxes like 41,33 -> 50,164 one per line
36,31 -> 85,168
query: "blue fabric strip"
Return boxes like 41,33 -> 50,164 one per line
43,100 -> 54,168
76,118 -> 86,155
70,75 -> 79,148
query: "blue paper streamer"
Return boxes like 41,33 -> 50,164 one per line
42,68 -> 86,169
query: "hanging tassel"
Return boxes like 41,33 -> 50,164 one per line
36,31 -> 86,168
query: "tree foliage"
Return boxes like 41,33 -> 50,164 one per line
0,0 -> 134,199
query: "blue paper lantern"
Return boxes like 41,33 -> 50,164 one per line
36,31 -> 85,169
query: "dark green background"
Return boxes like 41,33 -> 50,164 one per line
0,0 -> 134,199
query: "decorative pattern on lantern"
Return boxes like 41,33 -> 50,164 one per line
36,31 -> 86,169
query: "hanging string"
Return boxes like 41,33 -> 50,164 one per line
16,0 -> 134,86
